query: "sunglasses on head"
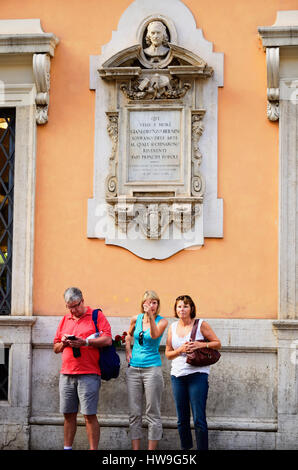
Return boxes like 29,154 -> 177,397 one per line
138,331 -> 144,345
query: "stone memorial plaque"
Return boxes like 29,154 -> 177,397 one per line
88,2 -> 224,258
128,109 -> 181,182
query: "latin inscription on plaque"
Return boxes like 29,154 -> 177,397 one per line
128,110 -> 181,182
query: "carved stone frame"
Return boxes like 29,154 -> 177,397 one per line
88,0 -> 224,259
259,12 -> 298,319
0,19 -> 59,314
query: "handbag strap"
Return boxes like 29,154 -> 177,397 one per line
92,308 -> 102,333
190,319 -> 200,341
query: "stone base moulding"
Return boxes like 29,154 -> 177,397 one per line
2,316 -> 298,449
0,316 -> 36,450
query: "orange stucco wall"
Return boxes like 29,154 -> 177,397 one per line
2,0 -> 296,318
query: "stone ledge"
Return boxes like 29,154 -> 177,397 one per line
0,316 -> 36,327
273,320 -> 298,330
32,316 -> 278,347
32,342 -> 277,354
29,414 -> 277,432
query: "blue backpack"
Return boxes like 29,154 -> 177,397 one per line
92,309 -> 120,381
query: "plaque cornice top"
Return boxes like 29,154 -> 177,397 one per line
99,43 -> 213,79
99,65 -> 212,81
99,66 -> 142,80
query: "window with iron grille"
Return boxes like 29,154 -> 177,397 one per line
0,109 -> 15,315
0,347 -> 9,401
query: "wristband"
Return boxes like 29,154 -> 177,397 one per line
85,338 -> 89,346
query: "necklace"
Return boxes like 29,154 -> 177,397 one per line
178,319 -> 194,334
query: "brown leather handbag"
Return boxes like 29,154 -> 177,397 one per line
186,319 -> 221,367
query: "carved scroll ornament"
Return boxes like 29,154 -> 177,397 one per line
105,112 -> 119,197
266,47 -> 279,121
108,200 -> 202,239
33,53 -> 51,125
120,74 -> 191,100
191,111 -> 206,197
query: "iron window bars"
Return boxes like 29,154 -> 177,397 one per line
0,108 -> 15,315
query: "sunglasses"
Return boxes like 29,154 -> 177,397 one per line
138,331 -> 144,346
66,299 -> 82,310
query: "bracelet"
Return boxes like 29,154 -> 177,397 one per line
85,338 -> 89,346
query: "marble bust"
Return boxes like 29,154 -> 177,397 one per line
143,21 -> 169,61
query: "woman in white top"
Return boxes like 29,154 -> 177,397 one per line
165,295 -> 221,450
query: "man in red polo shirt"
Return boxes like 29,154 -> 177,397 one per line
54,287 -> 112,450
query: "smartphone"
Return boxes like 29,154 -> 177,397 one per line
67,335 -> 77,340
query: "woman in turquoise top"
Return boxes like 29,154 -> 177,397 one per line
125,290 -> 168,450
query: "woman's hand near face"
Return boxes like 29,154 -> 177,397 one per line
143,300 -> 156,317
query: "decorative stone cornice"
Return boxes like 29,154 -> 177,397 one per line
0,19 -> 59,124
0,33 -> 59,56
258,11 -> 298,46
258,11 -> 298,121
0,19 -> 59,55
258,26 -> 298,47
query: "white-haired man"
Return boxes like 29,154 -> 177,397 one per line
54,287 -> 112,450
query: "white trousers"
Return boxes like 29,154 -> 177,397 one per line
126,365 -> 164,441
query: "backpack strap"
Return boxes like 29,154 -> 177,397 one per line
190,319 -> 200,341
92,308 -> 102,333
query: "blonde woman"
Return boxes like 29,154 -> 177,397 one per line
125,290 -> 168,450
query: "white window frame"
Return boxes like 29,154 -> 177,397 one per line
0,19 -> 58,315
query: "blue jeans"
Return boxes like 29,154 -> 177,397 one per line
171,372 -> 209,450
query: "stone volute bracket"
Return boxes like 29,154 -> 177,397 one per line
265,47 -> 280,121
33,53 -> 52,125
